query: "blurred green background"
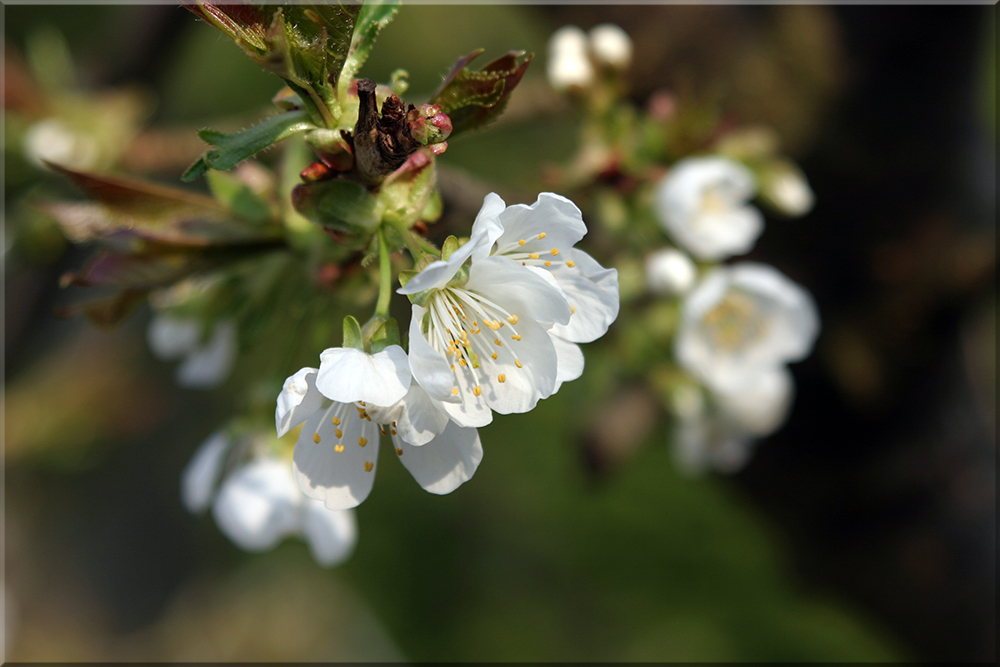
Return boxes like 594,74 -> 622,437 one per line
4,3 -> 995,662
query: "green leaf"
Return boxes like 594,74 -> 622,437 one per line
184,110 -> 312,180
369,317 -> 401,354
291,178 -> 381,234
429,50 -> 533,136
342,315 -> 364,350
206,170 -> 273,224
338,0 -> 400,101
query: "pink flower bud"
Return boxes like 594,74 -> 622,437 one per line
406,105 -> 453,146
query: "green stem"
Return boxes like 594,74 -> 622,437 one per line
375,225 -> 393,318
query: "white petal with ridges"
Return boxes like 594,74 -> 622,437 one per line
493,193 -> 587,256
550,334 -> 585,393
408,305 -> 461,402
212,458 -> 300,552
276,367 -> 323,438
293,405 -> 380,510
395,421 -> 483,495
316,345 -> 410,407
466,255 -> 572,327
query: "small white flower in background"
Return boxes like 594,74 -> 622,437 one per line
589,23 -> 632,70
645,247 -> 697,296
182,431 -> 357,567
675,262 -> 819,394
654,156 -> 764,261
22,118 -> 100,170
277,353 -> 482,510
547,26 -> 595,91
762,166 -> 815,217
671,368 -> 793,474
147,316 -> 237,389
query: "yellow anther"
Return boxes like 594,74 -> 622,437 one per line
518,239 -> 526,246
515,359 -> 523,368
511,334 -> 522,341
396,448 -> 403,456
473,386 -> 482,396
529,253 -> 539,260
545,261 -> 552,266
486,320 -> 500,331
571,304 -> 576,314
380,429 -> 387,436
334,444 -> 345,453
363,461 -> 374,473
494,338 -> 503,346
451,364 -> 455,371
538,232 -> 547,239
507,314 -> 519,324
359,401 -> 365,406
335,428 -> 343,439
551,248 -> 559,256
313,432 -> 321,444
358,437 -> 367,447
566,260 -> 576,268
331,416 -> 341,426
391,429 -> 397,435
459,358 -> 467,366
492,353 -> 498,360
451,387 -> 459,395
498,374 -> 506,383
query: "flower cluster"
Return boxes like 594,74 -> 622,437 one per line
545,23 -> 820,474
279,193 -> 618,509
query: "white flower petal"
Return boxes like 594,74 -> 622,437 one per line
547,26 -> 594,90
469,193 -> 508,262
316,345 -> 410,407
211,458 -> 301,552
466,255 -> 572,327
546,265 -> 620,343
655,156 -> 763,261
493,193 -> 588,257
550,335 -> 584,394
645,247 -> 697,296
408,305 -> 461,402
147,316 -> 200,359
293,405 -> 380,510
394,421 -> 483,495
589,24 -> 632,69
276,367 -> 323,438
397,232 -> 492,295
181,430 -> 230,513
715,366 -> 794,437
367,382 -> 451,447
300,502 -> 358,567
175,320 -> 237,389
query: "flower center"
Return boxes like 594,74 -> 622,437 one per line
494,232 -> 578,273
310,401 -> 379,472
424,286 -> 527,398
701,290 -> 767,352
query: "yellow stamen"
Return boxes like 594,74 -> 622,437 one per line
494,338 -> 503,346
335,428 -> 343,438
459,358 -> 467,366
473,386 -> 482,396
571,304 -> 576,314
538,232 -> 547,239
451,387 -> 459,395
529,253 -> 539,260
551,248 -> 559,256
566,260 -> 576,268
313,432 -> 321,444
545,261 -> 552,266
492,353 -> 498,360
518,239 -> 526,246
511,334 -> 522,341
358,437 -> 367,447
363,461 -> 374,472
515,360 -> 523,368
498,374 -> 506,383
331,416 -> 341,426
334,444 -> 345,453
396,448 -> 403,456
391,429 -> 397,435
507,314 -> 519,324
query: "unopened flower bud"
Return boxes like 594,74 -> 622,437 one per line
547,26 -> 594,91
406,104 -> 452,146
762,165 -> 815,217
589,23 -> 632,70
645,248 -> 696,296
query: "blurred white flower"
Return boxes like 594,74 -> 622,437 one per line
22,118 -> 99,170
278,357 -> 482,511
399,194 -> 573,428
654,156 -> 763,261
589,23 -> 632,70
645,247 -> 697,296
182,431 -> 357,567
147,316 -> 237,389
763,166 -> 815,217
547,26 -> 595,91
675,262 -> 819,394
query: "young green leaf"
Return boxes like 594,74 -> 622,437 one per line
338,0 -> 400,101
184,110 -> 313,180
428,50 -> 533,136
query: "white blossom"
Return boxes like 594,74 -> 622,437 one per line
675,262 -> 819,394
589,24 -> 632,70
764,167 -> 815,217
645,247 -> 697,296
23,118 -> 99,170
182,431 -> 357,567
654,156 -> 764,261
147,316 -> 237,389
277,355 -> 482,511
399,194 -> 576,428
547,26 -> 594,91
